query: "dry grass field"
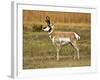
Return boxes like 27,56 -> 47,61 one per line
23,10 -> 91,69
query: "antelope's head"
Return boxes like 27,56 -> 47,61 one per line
42,16 -> 54,32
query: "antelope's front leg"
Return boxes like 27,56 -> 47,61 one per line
56,44 -> 61,61
56,47 -> 59,61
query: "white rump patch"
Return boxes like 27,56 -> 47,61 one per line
74,33 -> 80,40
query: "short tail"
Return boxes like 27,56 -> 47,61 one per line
74,32 -> 80,40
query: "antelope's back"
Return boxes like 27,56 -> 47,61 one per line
52,31 -> 75,38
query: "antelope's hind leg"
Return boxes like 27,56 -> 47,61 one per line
71,41 -> 80,59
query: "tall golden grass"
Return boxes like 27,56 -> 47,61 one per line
23,10 -> 91,27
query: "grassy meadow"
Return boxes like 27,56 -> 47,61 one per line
23,10 -> 91,69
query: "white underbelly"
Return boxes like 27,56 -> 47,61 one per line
57,38 -> 71,45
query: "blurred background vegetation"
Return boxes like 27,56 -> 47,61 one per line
23,10 -> 90,32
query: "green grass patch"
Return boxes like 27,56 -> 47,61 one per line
23,24 -> 91,69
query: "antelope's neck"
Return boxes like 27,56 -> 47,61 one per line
48,30 -> 53,35
48,24 -> 54,39
48,30 -> 53,39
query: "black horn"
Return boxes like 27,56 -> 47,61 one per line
45,16 -> 51,25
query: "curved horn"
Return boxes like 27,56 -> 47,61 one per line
45,16 -> 50,25
46,16 -> 50,20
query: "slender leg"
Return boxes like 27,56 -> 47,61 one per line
56,44 -> 61,61
56,47 -> 59,61
74,46 -> 80,59
74,48 -> 76,60
71,41 -> 80,59
70,42 -> 76,59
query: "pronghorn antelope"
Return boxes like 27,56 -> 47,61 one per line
43,16 -> 80,61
